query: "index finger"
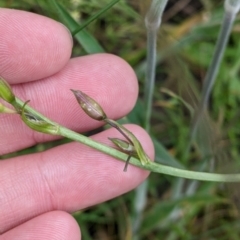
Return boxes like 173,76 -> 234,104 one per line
0,8 -> 72,83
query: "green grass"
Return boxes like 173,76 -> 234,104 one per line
2,0 -> 240,239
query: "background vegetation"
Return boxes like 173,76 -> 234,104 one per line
1,0 -> 240,239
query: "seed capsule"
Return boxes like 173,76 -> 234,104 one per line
21,101 -> 59,135
71,89 -> 107,121
108,138 -> 136,155
109,137 -> 137,171
105,119 -> 151,166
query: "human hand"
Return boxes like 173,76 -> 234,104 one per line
0,9 -> 154,239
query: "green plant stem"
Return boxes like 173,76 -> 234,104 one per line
13,97 -> 240,183
140,2 -> 169,236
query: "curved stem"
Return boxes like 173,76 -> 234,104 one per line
144,28 -> 157,131
58,126 -> 240,182
14,97 -> 240,183
190,10 -> 236,142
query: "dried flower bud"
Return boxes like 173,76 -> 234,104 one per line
0,102 -> 17,113
0,77 -> 16,104
71,89 -> 107,121
21,101 -> 59,135
109,137 -> 137,172
105,118 -> 150,166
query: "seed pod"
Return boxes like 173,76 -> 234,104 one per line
71,89 -> 107,121
21,101 -> 59,135
108,137 -> 137,155
105,118 -> 151,166
0,77 -> 16,104
109,137 -> 137,172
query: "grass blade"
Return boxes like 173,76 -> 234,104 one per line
72,0 -> 120,36
51,0 -> 104,53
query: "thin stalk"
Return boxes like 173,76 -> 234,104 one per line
144,0 -> 169,131
136,1 -> 169,238
144,29 -> 157,131
135,22 -> 158,237
132,180 -> 148,237
190,1 -> 240,143
13,97 -> 240,182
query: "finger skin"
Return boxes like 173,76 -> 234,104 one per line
0,8 -> 72,83
0,8 -> 152,238
0,54 -> 138,155
0,124 -> 154,233
1,211 -> 81,240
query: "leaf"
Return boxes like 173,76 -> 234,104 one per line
50,0 -> 105,54
72,0 -> 120,36
152,136 -> 185,169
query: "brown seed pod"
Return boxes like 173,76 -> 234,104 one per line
71,89 -> 107,121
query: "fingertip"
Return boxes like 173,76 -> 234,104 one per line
0,9 -> 72,83
1,211 -> 81,240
